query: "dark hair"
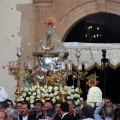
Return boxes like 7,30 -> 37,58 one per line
34,100 -> 43,106
0,101 -> 9,108
46,108 -> 56,118
44,100 -> 54,108
9,109 -> 19,120
67,99 -> 75,105
54,101 -> 62,105
104,107 -> 114,117
16,101 -> 23,104
106,96 -> 112,102
22,102 -> 30,109
82,105 -> 94,118
5,99 -> 13,106
60,102 -> 69,112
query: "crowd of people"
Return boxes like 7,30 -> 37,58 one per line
0,98 -> 120,120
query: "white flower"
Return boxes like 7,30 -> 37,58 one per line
26,97 -> 30,100
37,91 -> 40,94
41,99 -> 45,103
22,93 -> 26,97
56,96 -> 60,100
24,87 -> 29,92
54,86 -> 59,91
64,86 -> 68,90
31,104 -> 34,109
48,86 -> 53,90
28,92 -> 31,95
71,85 -> 74,88
16,99 -> 20,101
52,98 -> 56,103
44,85 -> 47,89
74,94 -> 78,98
33,92 -> 36,95
37,95 -> 40,98
67,96 -> 71,99
75,101 -> 79,106
87,86 -> 102,107
54,91 -> 58,96
75,88 -> 78,92
68,91 -> 71,95
71,89 -> 74,93
42,94 -> 45,97
50,93 -> 54,97
30,95 -> 34,99
20,97 -> 24,101
31,86 -> 35,91
30,99 -> 34,103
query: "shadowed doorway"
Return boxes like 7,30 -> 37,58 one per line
65,12 -> 120,103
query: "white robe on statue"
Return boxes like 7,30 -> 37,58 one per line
0,87 -> 8,101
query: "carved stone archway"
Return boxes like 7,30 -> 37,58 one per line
56,0 -> 120,41
17,0 -> 120,63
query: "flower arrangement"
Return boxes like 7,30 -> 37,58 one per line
87,86 -> 102,107
17,85 -> 81,108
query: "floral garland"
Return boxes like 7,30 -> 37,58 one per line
87,86 -> 102,107
17,85 -> 81,108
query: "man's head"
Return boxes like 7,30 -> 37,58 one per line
67,99 -> 75,110
0,101 -> 9,112
54,101 -> 62,110
34,100 -> 43,112
5,99 -> 13,108
43,100 -> 53,111
45,108 -> 56,119
60,102 -> 69,114
103,106 -> 114,118
82,105 -> 94,118
21,102 -> 30,116
16,101 -> 23,113
5,109 -> 18,120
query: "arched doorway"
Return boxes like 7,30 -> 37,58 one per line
65,12 -> 120,103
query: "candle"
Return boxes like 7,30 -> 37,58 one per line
17,48 -> 22,56
27,61 -> 31,69
84,62 -> 88,69
67,62 -> 72,70
50,63 -> 54,70
9,61 -> 13,69
78,63 -> 82,70
61,62 -> 65,70
76,49 -> 81,57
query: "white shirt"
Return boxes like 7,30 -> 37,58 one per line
22,115 -> 28,120
0,87 -> 8,102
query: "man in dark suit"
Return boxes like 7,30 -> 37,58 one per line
19,102 -> 36,120
32,100 -> 44,120
60,102 -> 73,120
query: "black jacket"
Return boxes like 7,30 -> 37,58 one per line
19,115 -> 36,120
61,113 -> 73,120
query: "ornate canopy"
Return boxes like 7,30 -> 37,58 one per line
64,42 -> 120,70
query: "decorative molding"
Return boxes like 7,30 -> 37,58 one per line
97,0 -> 106,12
33,0 -> 53,7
